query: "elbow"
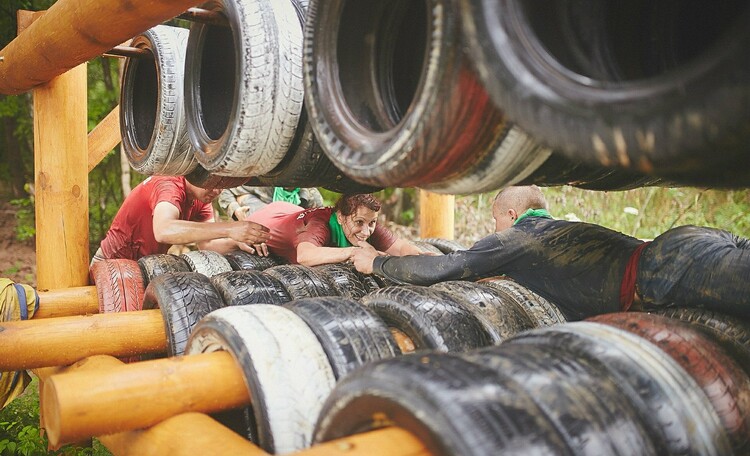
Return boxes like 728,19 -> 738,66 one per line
297,254 -> 315,267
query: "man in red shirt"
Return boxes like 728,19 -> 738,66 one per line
92,176 -> 270,263
246,193 -> 422,265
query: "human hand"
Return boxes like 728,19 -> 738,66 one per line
352,240 -> 379,274
230,221 -> 270,244
253,242 -> 269,257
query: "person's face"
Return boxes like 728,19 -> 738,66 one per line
337,207 -> 379,244
492,201 -> 517,232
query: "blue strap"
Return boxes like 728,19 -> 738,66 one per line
12,284 -> 28,321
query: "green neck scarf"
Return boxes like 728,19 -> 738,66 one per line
273,187 -> 302,205
514,208 -> 552,225
329,213 -> 352,247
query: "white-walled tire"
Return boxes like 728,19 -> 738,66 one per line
185,0 -> 304,176
120,25 -> 198,176
186,305 -> 335,453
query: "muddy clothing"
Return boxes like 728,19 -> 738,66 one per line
373,217 -> 750,320
218,186 -> 323,220
247,202 -> 397,264
99,176 -> 213,260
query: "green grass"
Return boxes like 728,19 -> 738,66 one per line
0,377 -> 111,456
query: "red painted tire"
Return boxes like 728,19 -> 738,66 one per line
591,312 -> 750,454
90,259 -> 145,314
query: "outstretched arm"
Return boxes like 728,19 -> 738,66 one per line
152,201 -> 270,253
296,241 -> 358,267
384,238 -> 423,256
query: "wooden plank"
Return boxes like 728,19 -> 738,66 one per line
33,63 -> 90,289
0,0 -> 203,95
418,190 -> 455,239
16,10 -> 45,34
88,106 -> 121,171
0,310 -> 167,370
43,351 -> 250,448
34,285 -> 99,318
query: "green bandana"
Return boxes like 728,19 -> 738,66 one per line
514,208 -> 552,225
329,213 -> 352,247
273,187 -> 302,205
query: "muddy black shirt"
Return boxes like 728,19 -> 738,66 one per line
373,217 -> 643,320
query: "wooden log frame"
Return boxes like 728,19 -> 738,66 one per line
34,286 -> 99,319
43,354 -> 431,455
418,190 -> 455,239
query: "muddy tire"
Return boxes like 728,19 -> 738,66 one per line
223,250 -> 285,271
360,286 -> 491,352
142,272 -> 225,356
315,353 -> 574,455
285,297 -> 399,379
211,270 -> 291,306
313,263 -> 371,299
186,305 -> 335,453
431,281 -> 537,343
483,278 -> 567,326
264,265 -> 338,299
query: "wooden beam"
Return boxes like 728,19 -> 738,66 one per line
88,106 -> 121,171
418,190 -> 455,239
0,0 -> 203,95
34,286 -> 99,318
16,10 -> 45,34
296,427 -> 431,456
0,310 -> 166,370
43,351 -> 250,448
34,63 -> 90,289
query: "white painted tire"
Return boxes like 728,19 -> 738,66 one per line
185,0 -> 304,176
181,250 -> 233,278
186,305 -> 335,453
120,25 -> 198,175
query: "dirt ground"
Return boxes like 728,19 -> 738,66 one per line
0,201 -> 37,288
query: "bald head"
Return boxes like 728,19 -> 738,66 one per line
492,186 -> 548,231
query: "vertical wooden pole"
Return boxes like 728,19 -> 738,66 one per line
33,63 -> 89,289
418,190 -> 455,239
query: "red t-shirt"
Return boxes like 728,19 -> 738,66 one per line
100,176 -> 214,260
247,202 -> 397,263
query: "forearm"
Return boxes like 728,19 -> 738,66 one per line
297,245 -> 355,267
373,253 -> 472,285
154,220 -> 232,245
196,238 -> 242,254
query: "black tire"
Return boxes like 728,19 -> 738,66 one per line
142,272 -> 225,356
186,305 -> 335,453
482,278 -> 567,326
304,0 -> 549,191
184,164 -> 251,189
431,281 -> 537,344
137,254 -> 191,287
210,270 -> 291,306
590,312 -> 750,454
313,263 -> 371,299
284,297 -> 399,379
120,25 -> 198,176
409,241 -> 443,255
223,250 -> 284,271
184,0 -> 304,176
315,353 -> 573,455
461,1 -> 750,187
509,322 -> 731,455
463,343 -> 659,455
263,265 -> 338,299
418,238 -> 468,254
360,286 -> 491,352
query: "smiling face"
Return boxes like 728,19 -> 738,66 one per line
337,207 -> 379,245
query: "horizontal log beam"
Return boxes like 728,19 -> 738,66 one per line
0,310 -> 166,370
34,285 -> 99,318
0,0 -> 203,95
43,351 -> 250,448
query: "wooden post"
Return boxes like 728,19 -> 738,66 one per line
0,0 -> 204,95
34,286 -> 99,318
418,190 -> 455,239
33,62 -> 89,289
0,310 -> 166,370
43,351 -> 250,448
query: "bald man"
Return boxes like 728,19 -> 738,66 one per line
352,185 -> 750,321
